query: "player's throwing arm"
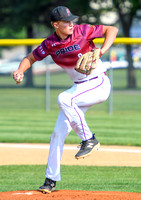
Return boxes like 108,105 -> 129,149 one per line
13,53 -> 37,84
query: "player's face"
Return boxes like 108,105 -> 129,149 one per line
54,21 -> 74,40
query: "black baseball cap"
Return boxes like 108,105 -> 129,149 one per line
51,6 -> 79,22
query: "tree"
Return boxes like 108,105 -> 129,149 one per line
89,0 -> 141,88
113,0 -> 141,88
0,0 -> 34,87
0,0 -> 63,87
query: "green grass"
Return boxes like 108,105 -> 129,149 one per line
0,165 -> 140,193
1,68 -> 141,89
0,106 -> 141,145
0,70 -> 141,145
0,70 -> 141,194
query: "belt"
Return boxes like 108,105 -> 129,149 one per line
74,76 -> 98,84
74,72 -> 107,84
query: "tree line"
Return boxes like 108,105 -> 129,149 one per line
0,0 -> 141,88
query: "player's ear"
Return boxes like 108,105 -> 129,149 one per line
52,21 -> 59,29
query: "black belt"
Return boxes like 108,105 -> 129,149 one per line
74,76 -> 98,84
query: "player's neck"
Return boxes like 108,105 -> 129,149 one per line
55,31 -> 69,40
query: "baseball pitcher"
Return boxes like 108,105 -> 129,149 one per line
13,6 -> 118,194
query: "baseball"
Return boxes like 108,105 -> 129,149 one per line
14,74 -> 23,83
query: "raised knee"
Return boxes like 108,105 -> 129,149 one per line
57,93 -> 64,107
58,92 -> 70,108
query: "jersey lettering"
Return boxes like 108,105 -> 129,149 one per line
56,44 -> 80,56
78,53 -> 82,58
39,45 -> 45,54
60,49 -> 65,54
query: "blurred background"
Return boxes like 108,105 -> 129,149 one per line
0,0 -> 141,145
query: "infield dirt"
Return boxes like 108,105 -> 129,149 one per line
0,190 -> 141,200
0,143 -> 141,200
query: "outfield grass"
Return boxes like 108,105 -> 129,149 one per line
0,70 -> 141,145
0,165 -> 141,193
0,109 -> 141,145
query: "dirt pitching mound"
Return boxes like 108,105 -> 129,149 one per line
0,190 -> 141,200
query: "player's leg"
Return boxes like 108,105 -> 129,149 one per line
39,107 -> 89,193
45,110 -> 72,181
58,74 -> 110,137
58,87 -> 92,141
39,110 -> 72,193
58,73 -> 111,159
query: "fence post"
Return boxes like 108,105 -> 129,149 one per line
108,62 -> 113,114
45,57 -> 50,112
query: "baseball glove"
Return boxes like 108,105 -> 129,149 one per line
75,48 -> 101,75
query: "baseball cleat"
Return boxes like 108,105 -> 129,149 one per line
75,134 -> 100,159
39,178 -> 56,194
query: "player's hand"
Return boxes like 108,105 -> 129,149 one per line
13,71 -> 24,84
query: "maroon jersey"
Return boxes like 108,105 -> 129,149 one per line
33,24 -> 103,68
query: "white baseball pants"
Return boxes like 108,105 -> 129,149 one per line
45,73 -> 111,181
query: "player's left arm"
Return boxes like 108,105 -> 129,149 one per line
100,25 -> 118,56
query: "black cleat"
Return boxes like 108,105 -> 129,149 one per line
75,134 -> 100,159
39,178 -> 56,194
